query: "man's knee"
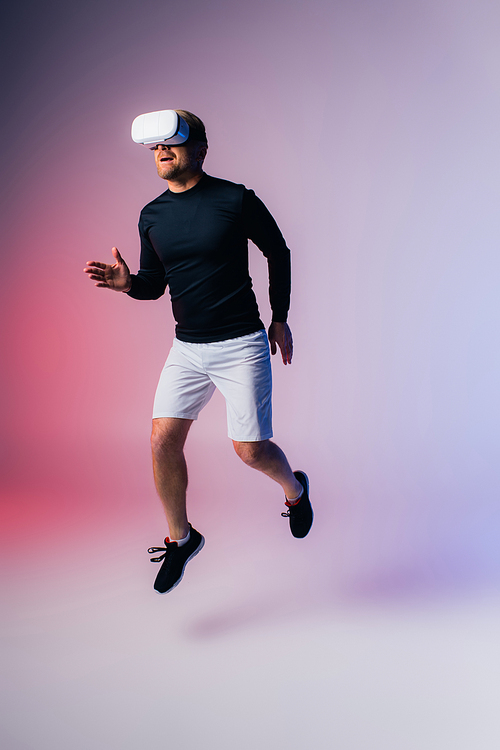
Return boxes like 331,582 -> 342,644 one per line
151,418 -> 192,455
233,439 -> 269,467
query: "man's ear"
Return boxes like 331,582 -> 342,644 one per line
197,144 -> 208,163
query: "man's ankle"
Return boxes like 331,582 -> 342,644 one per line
286,482 -> 303,504
169,525 -> 190,543
173,528 -> 191,547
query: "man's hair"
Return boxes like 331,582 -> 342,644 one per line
175,110 -> 208,146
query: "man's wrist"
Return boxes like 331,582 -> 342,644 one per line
122,276 -> 133,293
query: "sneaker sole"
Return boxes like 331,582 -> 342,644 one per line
155,535 -> 205,595
292,470 -> 313,538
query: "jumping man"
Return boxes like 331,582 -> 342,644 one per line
84,109 -> 313,593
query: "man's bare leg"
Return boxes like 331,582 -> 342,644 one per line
151,417 -> 193,540
232,439 -> 303,499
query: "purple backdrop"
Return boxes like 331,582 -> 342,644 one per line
2,1 -> 500,748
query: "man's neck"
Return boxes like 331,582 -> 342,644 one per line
167,170 -> 204,193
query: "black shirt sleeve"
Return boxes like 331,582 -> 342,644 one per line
242,189 -> 291,323
126,216 -> 168,300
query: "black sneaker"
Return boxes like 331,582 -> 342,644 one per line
281,471 -> 313,538
148,524 -> 205,594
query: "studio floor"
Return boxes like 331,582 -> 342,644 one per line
2,519 -> 500,750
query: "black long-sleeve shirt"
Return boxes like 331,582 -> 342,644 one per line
127,174 -> 291,343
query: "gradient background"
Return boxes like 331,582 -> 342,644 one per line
2,0 -> 500,747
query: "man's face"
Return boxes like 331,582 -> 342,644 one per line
152,142 -> 204,181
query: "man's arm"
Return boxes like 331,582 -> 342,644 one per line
242,190 -> 293,364
126,217 -> 168,300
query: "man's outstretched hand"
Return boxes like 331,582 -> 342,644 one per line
84,247 -> 132,292
268,322 -> 293,365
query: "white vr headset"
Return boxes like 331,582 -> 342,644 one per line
131,109 -> 205,148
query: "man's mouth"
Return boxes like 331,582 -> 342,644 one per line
160,157 -> 173,162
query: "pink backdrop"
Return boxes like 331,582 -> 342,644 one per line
2,0 -> 500,747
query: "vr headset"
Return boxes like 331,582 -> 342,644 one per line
131,110 -> 206,148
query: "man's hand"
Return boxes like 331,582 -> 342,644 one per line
268,321 -> 293,365
84,247 -> 132,292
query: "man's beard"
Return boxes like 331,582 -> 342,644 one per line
158,162 -> 182,180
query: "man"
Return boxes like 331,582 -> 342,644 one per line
84,110 -> 312,594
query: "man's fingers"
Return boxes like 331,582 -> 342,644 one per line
85,261 -> 108,270
268,323 -> 293,366
269,335 -> 294,364
84,267 -> 106,278
282,337 -> 293,365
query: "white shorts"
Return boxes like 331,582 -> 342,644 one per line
152,330 -> 273,442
